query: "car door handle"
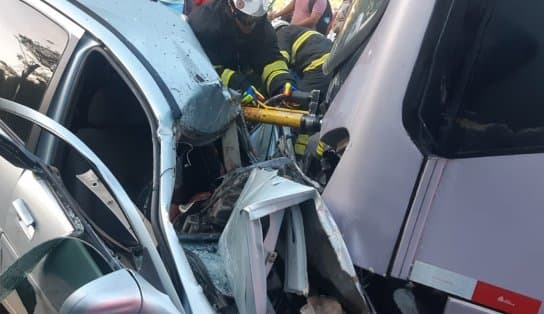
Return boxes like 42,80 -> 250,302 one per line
12,199 -> 35,240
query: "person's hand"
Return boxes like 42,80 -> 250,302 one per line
241,85 -> 265,105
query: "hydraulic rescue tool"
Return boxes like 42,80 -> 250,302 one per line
241,85 -> 322,133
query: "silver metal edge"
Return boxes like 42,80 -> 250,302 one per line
0,98 -> 183,312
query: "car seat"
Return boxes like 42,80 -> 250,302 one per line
62,79 -> 153,249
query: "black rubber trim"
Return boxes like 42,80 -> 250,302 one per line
68,0 -> 182,118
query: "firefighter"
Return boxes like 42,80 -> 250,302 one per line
271,19 -> 332,102
188,0 -> 296,102
269,21 -> 332,160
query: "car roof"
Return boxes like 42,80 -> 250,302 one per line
50,0 -> 238,144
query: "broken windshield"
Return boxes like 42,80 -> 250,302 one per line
323,0 -> 388,74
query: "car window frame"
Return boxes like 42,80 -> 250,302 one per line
0,96 -> 181,310
40,40 -> 160,253
39,2 -> 216,310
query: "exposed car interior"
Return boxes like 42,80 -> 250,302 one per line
0,49 -> 159,312
51,50 -> 153,257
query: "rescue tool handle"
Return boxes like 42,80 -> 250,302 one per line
265,90 -> 316,108
243,107 -> 321,132
288,90 -> 313,106
241,89 -> 321,132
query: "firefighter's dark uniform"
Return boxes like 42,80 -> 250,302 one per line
276,25 -> 332,99
275,25 -> 332,156
188,0 -> 295,96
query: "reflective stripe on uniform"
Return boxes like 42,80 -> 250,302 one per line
262,60 -> 289,82
296,134 -> 309,144
295,134 -> 309,155
303,53 -> 330,72
262,60 -> 289,93
220,68 -> 236,87
291,31 -> 320,61
295,143 -> 306,155
316,141 -> 326,157
280,50 -> 290,63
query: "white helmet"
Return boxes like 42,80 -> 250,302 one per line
232,0 -> 269,17
271,19 -> 289,30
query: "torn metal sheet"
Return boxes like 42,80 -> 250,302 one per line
232,169 -> 315,221
263,210 -> 284,275
283,206 -> 309,296
79,0 -> 240,145
218,169 -> 314,314
218,201 -> 266,314
300,196 -> 370,313
218,167 -> 370,314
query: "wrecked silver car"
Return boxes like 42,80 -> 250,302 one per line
0,0 -> 367,313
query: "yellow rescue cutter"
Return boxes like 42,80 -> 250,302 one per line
241,84 -> 322,133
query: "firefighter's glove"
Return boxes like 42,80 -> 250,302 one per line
241,86 -> 265,105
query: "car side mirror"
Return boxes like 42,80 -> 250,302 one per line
59,269 -> 180,314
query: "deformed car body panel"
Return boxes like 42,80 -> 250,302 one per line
41,1 -> 227,311
218,169 -> 314,314
283,206 -> 309,295
74,0 -> 239,146
5,2 -> 373,312
218,168 -> 370,314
